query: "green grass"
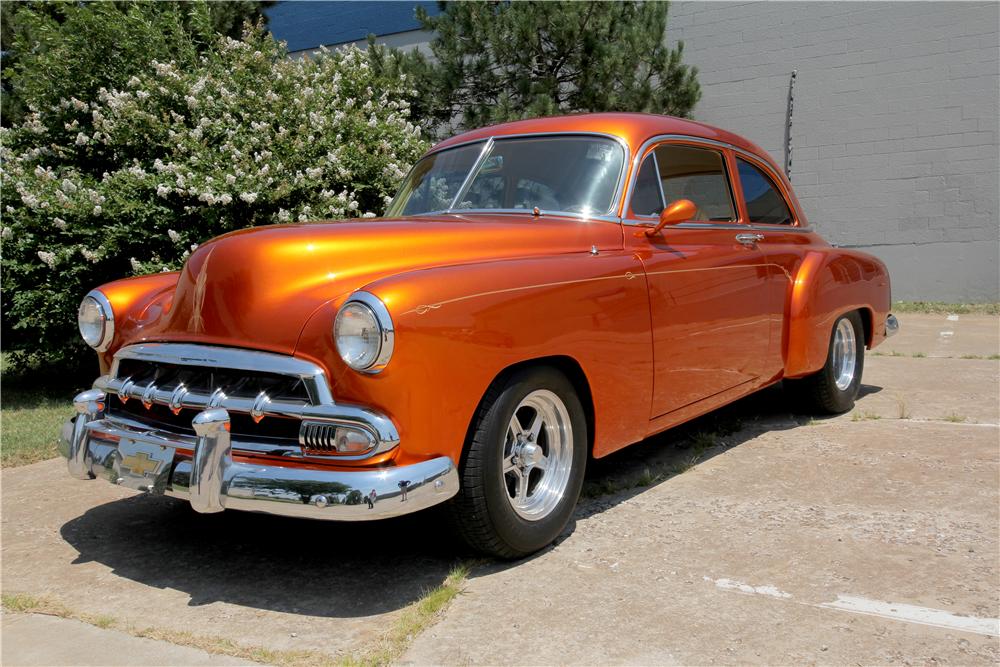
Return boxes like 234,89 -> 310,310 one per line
942,413 -> 967,423
1,385 -> 71,467
4,562 -> 474,666
346,562 -> 472,666
892,301 -> 999,315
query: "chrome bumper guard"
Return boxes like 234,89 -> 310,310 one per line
60,389 -> 459,521
886,313 -> 899,337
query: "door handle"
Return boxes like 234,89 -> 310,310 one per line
735,233 -> 764,246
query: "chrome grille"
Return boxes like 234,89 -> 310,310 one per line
93,343 -> 400,460
115,358 -> 311,403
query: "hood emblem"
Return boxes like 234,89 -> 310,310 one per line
187,248 -> 213,333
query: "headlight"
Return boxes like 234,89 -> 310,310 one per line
78,290 -> 114,351
333,292 -> 394,373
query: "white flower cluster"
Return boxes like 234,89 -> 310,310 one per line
2,28 -> 428,285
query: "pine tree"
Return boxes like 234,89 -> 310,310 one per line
370,1 -> 701,137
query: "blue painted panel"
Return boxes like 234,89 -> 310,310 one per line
266,1 -> 442,52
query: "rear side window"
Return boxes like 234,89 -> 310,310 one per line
737,159 -> 793,225
651,145 -> 736,221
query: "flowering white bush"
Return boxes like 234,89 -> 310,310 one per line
1,26 -> 428,371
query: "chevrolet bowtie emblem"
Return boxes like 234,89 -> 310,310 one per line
121,451 -> 159,477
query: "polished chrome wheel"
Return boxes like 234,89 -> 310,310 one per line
832,317 -> 858,391
501,389 -> 573,521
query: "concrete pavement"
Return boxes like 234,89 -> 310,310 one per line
3,312 -> 998,665
2,613 -> 256,666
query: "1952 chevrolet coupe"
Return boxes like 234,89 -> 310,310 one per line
62,113 -> 898,557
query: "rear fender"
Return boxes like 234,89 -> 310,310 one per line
785,249 -> 891,378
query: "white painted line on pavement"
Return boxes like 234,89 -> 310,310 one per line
818,595 -> 1000,638
705,579 -> 1000,637
808,418 -> 999,428
704,577 -> 791,599
897,419 -> 1000,428
946,314 -> 960,321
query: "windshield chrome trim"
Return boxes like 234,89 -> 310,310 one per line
396,131 -> 630,221
404,209 -> 623,224
448,137 -> 495,210
622,134 -> 811,231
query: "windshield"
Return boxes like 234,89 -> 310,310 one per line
387,135 -> 625,217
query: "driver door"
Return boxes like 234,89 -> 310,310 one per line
627,141 -> 772,419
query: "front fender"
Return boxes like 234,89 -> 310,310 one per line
786,249 -> 891,378
93,272 -> 180,372
294,252 -> 653,464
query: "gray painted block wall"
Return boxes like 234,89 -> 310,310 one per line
667,1 -> 999,301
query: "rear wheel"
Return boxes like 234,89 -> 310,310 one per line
450,366 -> 587,559
787,310 -> 865,414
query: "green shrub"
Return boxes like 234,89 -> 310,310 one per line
1,24 -> 427,376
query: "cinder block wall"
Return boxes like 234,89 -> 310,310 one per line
668,1 -> 999,301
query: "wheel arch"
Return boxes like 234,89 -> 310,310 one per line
464,355 -> 597,460
785,249 -> 890,377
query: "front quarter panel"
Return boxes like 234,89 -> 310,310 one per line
295,252 -> 653,465
93,272 -> 180,372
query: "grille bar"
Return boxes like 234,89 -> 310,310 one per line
95,343 -> 401,459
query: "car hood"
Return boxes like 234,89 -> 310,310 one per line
133,214 -> 623,353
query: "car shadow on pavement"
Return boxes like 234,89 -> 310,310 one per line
571,382 -> 883,522
60,494 -> 468,617
59,381 -> 883,614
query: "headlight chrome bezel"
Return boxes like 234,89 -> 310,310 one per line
78,290 -> 115,352
334,291 -> 394,374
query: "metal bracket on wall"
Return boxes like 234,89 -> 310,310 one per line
785,69 -> 797,180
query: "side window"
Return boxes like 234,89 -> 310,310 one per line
653,145 -> 736,222
737,158 -> 793,225
631,155 -> 664,216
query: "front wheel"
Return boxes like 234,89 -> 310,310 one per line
786,310 -> 865,414
450,366 -> 587,559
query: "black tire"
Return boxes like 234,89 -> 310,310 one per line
786,310 -> 865,414
449,366 -> 587,559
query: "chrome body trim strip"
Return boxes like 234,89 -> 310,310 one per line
622,220 -> 816,233
60,411 -> 458,522
886,314 -> 900,337
99,343 -> 400,459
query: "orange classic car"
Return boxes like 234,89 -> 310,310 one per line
62,113 -> 898,557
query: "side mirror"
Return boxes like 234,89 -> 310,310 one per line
646,199 -> 696,236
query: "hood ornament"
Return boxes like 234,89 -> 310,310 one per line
187,248 -> 213,333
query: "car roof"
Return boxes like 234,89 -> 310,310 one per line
431,112 -> 775,168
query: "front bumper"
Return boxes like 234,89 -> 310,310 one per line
60,390 -> 459,521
